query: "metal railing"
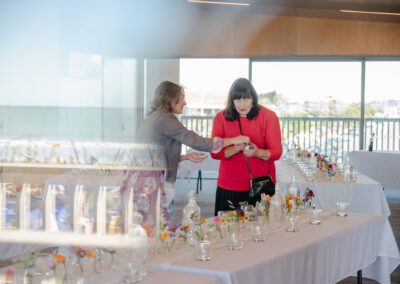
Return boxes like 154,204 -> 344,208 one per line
180,115 -> 400,157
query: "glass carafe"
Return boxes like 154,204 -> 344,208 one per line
287,174 -> 300,198
342,155 -> 354,182
182,190 -> 201,226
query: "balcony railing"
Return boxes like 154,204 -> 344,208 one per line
180,115 -> 400,157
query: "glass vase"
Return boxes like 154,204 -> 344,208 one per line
285,213 -> 299,232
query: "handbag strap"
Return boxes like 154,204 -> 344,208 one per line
237,117 -> 271,178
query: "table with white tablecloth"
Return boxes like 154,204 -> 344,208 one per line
156,213 -> 397,284
276,160 -> 390,216
349,150 -> 400,189
275,160 -> 399,283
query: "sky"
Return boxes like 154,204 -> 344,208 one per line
180,59 -> 400,104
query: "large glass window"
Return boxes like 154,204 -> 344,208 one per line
180,58 -> 249,117
365,61 -> 400,150
179,58 -> 249,137
252,61 -> 362,157
0,52 -> 138,142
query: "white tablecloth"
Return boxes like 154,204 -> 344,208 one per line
87,268 -> 220,284
275,160 -> 390,217
275,161 -> 399,283
156,213 -> 397,284
349,150 -> 400,189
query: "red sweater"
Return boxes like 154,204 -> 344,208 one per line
211,106 -> 282,191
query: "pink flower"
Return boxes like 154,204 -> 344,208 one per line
261,193 -> 271,205
211,216 -> 222,225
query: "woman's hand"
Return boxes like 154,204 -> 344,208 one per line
243,143 -> 258,157
243,143 -> 271,160
181,152 -> 208,163
223,135 -> 250,148
224,143 -> 246,158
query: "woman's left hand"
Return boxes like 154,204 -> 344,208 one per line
243,143 -> 258,158
185,152 -> 208,163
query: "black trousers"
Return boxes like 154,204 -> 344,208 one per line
214,186 -> 261,216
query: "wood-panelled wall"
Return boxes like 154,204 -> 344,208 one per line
140,10 -> 400,57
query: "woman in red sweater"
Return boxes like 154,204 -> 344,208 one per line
211,78 -> 282,215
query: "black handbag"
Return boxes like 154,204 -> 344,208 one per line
238,118 -> 275,199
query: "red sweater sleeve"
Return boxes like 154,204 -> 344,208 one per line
265,111 -> 283,161
211,112 -> 228,160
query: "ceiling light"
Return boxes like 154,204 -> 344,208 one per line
340,9 -> 400,16
187,0 -> 250,7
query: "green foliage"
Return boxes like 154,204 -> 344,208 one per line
259,90 -> 286,107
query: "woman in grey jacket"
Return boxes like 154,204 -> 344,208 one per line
139,81 -> 249,201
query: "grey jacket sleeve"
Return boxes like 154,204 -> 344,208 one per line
160,113 -> 214,152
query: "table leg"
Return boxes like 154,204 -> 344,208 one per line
357,269 -> 362,284
196,170 -> 202,194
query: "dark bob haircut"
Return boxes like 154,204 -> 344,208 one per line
223,78 -> 260,121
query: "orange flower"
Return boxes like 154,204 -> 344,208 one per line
54,254 -> 65,264
200,217 -> 207,224
160,232 -> 169,240
288,203 -> 293,209
266,195 -> 271,205
86,250 -> 94,259
142,223 -> 153,237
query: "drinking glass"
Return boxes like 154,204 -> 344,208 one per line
249,218 -> 266,242
33,253 -> 55,281
195,240 -> 213,261
336,202 -> 350,217
285,214 -> 300,232
227,222 -> 244,250
309,208 -> 322,225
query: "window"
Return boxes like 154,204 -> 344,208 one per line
252,61 -> 362,156
180,58 -> 249,116
365,61 -> 400,150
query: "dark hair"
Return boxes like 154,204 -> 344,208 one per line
150,81 -> 183,113
223,78 -> 260,121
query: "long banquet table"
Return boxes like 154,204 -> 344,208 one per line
349,150 -> 400,189
155,213 -> 392,284
275,160 -> 400,283
276,160 -> 390,216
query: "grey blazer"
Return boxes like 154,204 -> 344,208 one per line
138,108 -> 214,183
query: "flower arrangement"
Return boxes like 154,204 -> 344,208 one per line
177,224 -> 190,243
53,251 -> 66,268
208,216 -> 225,239
316,154 -> 337,179
302,188 -> 315,209
285,194 -> 302,215
72,247 -> 94,273
160,226 -> 176,253
3,268 -> 14,283
255,193 -> 271,222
